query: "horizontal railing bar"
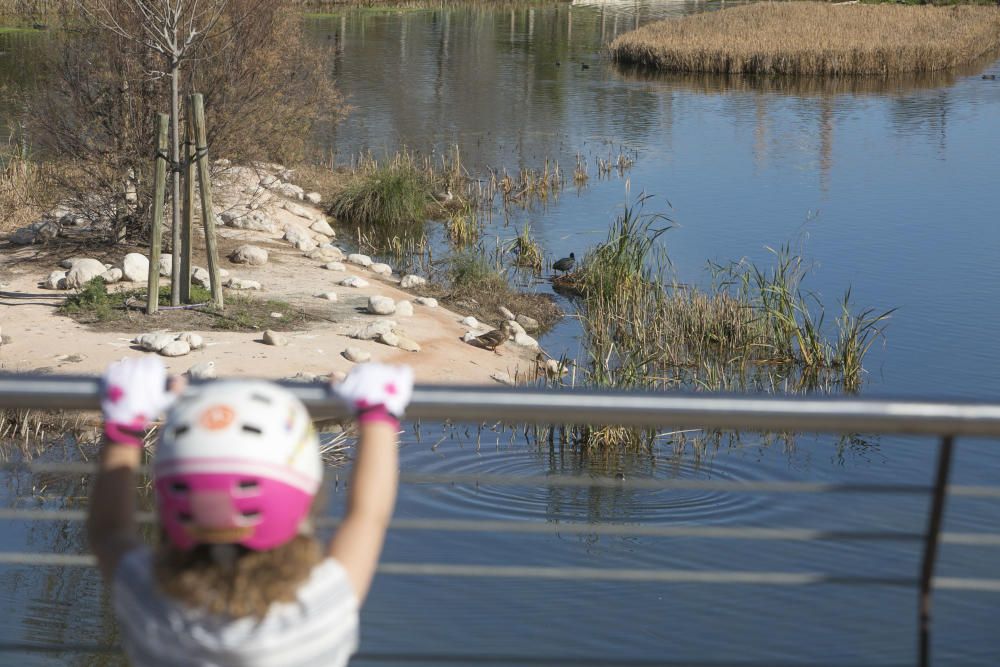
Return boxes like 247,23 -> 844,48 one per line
7,462 -> 1000,497
4,509 -> 999,545
5,374 -> 1000,436
0,644 -> 911,667
1,552 -> 997,590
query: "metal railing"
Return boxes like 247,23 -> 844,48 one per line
2,373 -> 1000,666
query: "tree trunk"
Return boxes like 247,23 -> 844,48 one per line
170,57 -> 182,305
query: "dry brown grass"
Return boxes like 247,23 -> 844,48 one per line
610,3 -> 1000,76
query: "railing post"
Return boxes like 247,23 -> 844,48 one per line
919,435 -> 954,667
147,113 -> 169,315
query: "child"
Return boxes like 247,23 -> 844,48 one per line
87,356 -> 413,666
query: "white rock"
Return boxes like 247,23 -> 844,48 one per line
491,372 -> 515,386
310,219 -> 335,236
508,320 -> 526,336
307,246 -> 343,262
191,266 -> 210,288
283,200 -> 315,221
229,245 -> 268,266
275,182 -> 305,200
340,276 -> 369,289
270,312 -> 283,319
342,347 -> 371,363
103,263 -> 112,269
414,296 -> 438,308
315,291 -> 338,301
514,332 -> 540,350
135,333 -> 176,352
396,336 -> 421,352
462,332 -> 478,343
221,210 -> 277,233
461,316 -> 480,329
177,332 -> 204,350
516,314 -> 540,331
262,330 -> 288,346
100,268 -> 123,284
284,225 -> 316,251
351,320 -> 395,341
158,255 -> 173,277
225,278 -> 262,290
377,331 -> 400,347
305,192 -> 322,205
285,371 -> 319,383
44,270 -> 67,290
324,261 -> 346,271
119,253 -> 149,283
186,361 -> 217,379
399,274 -> 427,289
347,253 -> 373,267
395,300 -> 414,317
545,359 -> 569,377
219,268 -> 230,278
159,340 -> 191,357
370,263 -> 393,276
59,257 -> 85,269
499,306 -> 515,320
368,295 -> 396,315
259,174 -> 280,188
67,258 -> 110,288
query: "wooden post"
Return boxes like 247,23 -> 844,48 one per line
188,93 -> 223,310
147,113 -> 169,315
179,125 -> 195,304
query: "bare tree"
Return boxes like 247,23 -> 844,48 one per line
79,0 -> 242,305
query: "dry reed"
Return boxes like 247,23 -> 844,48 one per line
610,3 -> 1000,76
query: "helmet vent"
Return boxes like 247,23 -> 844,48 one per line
178,512 -> 193,523
241,510 -> 261,518
238,479 -> 259,490
241,424 -> 263,435
173,425 -> 190,438
250,393 -> 272,404
171,482 -> 190,493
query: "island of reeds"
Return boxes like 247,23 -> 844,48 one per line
610,3 -> 1000,76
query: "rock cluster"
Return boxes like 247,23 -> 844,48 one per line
133,331 -> 206,358
229,245 -> 268,266
400,274 -> 427,289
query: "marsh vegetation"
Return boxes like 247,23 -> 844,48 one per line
552,197 -> 894,450
611,3 -> 1000,75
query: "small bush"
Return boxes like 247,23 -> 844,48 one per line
59,278 -> 119,321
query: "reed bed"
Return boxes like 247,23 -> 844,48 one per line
556,197 -> 893,451
610,3 -> 1000,76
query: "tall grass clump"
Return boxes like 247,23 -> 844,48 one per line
329,160 -> 431,227
563,198 -> 893,451
610,3 -> 1000,76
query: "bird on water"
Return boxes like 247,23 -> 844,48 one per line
475,322 -> 514,354
553,252 -> 575,274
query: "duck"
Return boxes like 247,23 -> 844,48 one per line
984,74 -> 997,81
474,322 -> 514,354
553,252 -> 575,274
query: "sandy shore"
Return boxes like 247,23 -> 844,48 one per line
0,164 -> 539,386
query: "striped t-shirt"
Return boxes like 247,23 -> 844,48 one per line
113,547 -> 359,666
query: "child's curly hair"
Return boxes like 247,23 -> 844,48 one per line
154,535 -> 323,618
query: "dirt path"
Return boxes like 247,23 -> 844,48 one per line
0,164 -> 538,385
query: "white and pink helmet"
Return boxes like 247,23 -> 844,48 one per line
154,381 -> 322,551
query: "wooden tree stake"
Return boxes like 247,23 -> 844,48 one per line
188,93 -> 223,310
147,113 -> 169,315
180,126 -> 195,304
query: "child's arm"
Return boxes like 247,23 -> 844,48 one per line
328,364 -> 413,603
88,442 -> 143,580
87,357 -> 177,581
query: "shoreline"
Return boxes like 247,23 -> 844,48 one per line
0,162 -> 542,388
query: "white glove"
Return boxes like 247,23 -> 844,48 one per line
333,363 -> 414,424
101,357 -> 176,446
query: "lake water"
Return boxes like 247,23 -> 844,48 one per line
2,2 -> 1000,664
